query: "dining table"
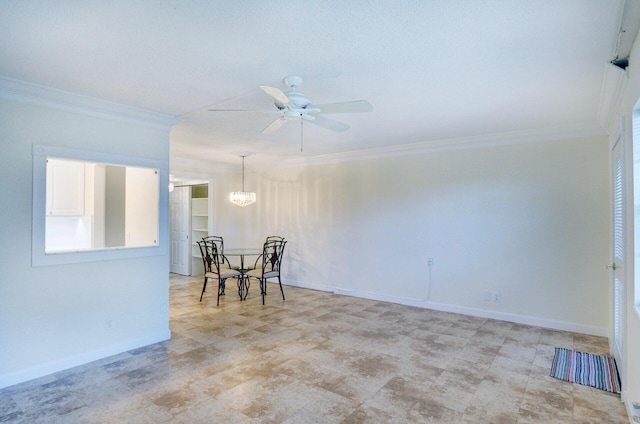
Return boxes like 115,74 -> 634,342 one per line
224,248 -> 262,300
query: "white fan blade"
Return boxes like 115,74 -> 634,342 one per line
314,100 -> 373,114
208,108 -> 280,113
261,117 -> 288,134
260,86 -> 290,105
307,115 -> 350,132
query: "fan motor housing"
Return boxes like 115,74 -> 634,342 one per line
285,91 -> 312,108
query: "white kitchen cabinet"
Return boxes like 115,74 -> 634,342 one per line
46,158 -> 85,216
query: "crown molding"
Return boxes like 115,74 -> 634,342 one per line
172,122 -> 608,173
170,155 -> 234,175
0,76 -> 181,131
274,122 -> 608,169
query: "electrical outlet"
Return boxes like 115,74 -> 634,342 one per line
494,293 -> 502,302
484,292 -> 491,301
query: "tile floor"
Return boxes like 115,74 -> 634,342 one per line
0,274 -> 629,423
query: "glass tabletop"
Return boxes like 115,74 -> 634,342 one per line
225,248 -> 262,256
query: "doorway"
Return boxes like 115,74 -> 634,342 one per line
169,181 -> 212,276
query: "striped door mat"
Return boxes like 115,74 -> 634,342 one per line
550,347 -> 621,394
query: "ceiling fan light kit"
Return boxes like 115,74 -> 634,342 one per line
230,155 -> 256,207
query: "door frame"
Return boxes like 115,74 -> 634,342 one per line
610,119 -> 627,391
168,176 -> 214,273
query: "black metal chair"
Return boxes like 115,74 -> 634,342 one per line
246,239 -> 287,305
201,236 -> 235,269
197,240 -> 242,305
232,237 -> 286,279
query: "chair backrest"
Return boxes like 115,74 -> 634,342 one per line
259,239 -> 287,274
202,236 -> 231,267
197,239 -> 224,273
265,235 -> 285,243
202,236 -> 224,254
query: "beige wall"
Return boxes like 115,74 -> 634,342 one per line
0,84 -> 174,388
214,136 -> 610,334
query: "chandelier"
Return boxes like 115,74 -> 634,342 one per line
230,155 -> 256,207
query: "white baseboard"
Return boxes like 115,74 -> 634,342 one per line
1,280 -> 609,391
284,280 -> 608,337
0,330 -> 171,390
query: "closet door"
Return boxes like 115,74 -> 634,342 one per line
170,186 -> 191,275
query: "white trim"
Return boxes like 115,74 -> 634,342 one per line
285,279 -> 608,337
624,392 -> 635,423
282,123 -> 607,168
32,144 -> 170,266
0,76 -> 181,131
171,156 -> 234,175
0,330 -> 171,390
597,63 -> 629,131
172,122 -> 608,172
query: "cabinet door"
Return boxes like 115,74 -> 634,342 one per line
46,158 -> 85,216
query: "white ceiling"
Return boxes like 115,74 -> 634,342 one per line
0,1 -> 630,168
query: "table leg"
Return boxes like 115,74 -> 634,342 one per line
243,276 -> 250,300
237,254 -> 246,301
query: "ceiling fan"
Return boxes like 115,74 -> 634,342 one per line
209,75 -> 373,134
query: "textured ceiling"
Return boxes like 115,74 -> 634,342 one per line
0,1 -> 628,168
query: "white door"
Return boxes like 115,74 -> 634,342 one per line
170,186 -> 191,275
610,134 -> 625,371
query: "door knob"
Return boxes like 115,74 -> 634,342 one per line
605,263 -> 617,270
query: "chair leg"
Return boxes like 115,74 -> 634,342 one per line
217,278 -> 224,306
200,277 -> 208,302
260,279 -> 266,305
278,275 -> 285,301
